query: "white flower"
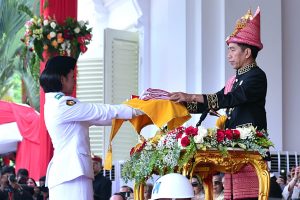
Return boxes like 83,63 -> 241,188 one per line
49,32 -> 56,38
66,49 -> 71,56
237,127 -> 253,139
61,42 -> 66,50
74,27 -> 80,34
156,136 -> 166,150
50,22 -> 56,29
78,20 -> 85,27
64,40 -> 71,48
194,126 -> 208,143
25,21 -> 33,28
144,143 -> 153,151
43,20 -> 49,26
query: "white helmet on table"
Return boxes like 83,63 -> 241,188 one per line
150,173 -> 194,199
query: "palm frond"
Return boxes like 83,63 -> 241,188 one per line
0,0 -> 40,109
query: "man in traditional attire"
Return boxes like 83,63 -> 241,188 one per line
92,155 -> 112,200
169,7 -> 266,199
40,56 -> 143,200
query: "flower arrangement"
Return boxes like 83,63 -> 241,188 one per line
21,15 -> 92,61
121,125 -> 273,184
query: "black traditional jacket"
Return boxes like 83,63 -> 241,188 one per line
93,172 -> 112,200
188,63 -> 267,130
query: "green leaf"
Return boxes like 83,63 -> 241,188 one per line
33,39 -> 44,61
237,143 -> 247,149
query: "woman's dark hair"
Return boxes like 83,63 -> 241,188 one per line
237,43 -> 260,59
27,177 -> 37,186
40,56 -> 76,93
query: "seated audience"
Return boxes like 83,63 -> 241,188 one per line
191,175 -> 205,200
282,167 -> 300,200
110,192 -> 126,200
213,173 -> 224,200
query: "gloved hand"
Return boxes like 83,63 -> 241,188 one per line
133,108 -> 145,117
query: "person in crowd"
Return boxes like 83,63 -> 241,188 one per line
191,175 -> 205,200
169,7 -> 266,200
17,168 -> 29,184
213,174 -> 224,200
27,177 -> 43,200
6,173 -> 33,200
92,155 -> 112,200
282,166 -> 300,199
0,172 -> 9,199
120,185 -> 134,199
1,166 -> 15,176
39,176 -> 49,200
268,173 -> 283,199
39,176 -> 46,188
277,174 -> 287,191
150,173 -> 194,200
27,178 -> 37,188
144,183 -> 153,200
110,192 -> 126,200
39,56 -> 144,200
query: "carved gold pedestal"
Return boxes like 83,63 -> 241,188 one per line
183,149 -> 270,200
134,149 -> 269,200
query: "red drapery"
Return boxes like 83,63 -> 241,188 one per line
0,101 -> 40,180
39,0 -> 77,178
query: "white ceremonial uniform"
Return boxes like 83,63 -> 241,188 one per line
44,92 -> 133,200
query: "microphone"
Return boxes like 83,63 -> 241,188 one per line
196,109 -> 209,127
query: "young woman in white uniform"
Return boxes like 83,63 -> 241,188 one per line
40,56 -> 143,200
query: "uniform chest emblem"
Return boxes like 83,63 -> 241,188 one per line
54,94 -> 63,100
66,100 -> 76,106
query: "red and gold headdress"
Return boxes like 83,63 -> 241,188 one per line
226,7 -> 263,50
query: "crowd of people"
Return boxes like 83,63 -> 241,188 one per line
0,166 -> 49,200
1,161 -> 300,200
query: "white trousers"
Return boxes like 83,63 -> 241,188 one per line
49,175 -> 93,200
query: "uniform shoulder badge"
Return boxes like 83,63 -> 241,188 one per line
66,99 -> 76,106
54,94 -> 63,100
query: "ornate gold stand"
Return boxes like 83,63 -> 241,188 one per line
183,149 -> 270,200
134,149 -> 269,200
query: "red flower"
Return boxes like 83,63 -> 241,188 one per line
80,45 -> 88,53
216,129 -> 225,142
176,126 -> 185,132
225,129 -> 233,140
136,141 -> 146,152
85,33 -> 92,40
130,147 -> 135,156
77,36 -> 85,44
63,29 -> 72,40
181,136 -> 190,147
185,126 -> 198,136
256,131 -> 264,137
232,129 -> 240,139
176,132 -> 183,139
168,130 -> 176,135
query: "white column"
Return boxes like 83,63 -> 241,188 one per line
150,0 -> 187,91
282,0 -> 300,152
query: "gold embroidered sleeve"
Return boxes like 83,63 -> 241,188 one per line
186,102 -> 198,113
185,102 -> 206,114
207,94 -> 219,110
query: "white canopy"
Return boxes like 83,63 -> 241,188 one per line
0,122 -> 22,154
